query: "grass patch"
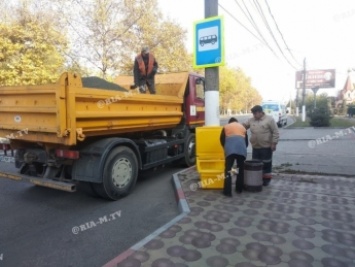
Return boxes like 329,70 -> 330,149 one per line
288,117 -> 310,127
329,117 -> 355,127
289,116 -> 355,128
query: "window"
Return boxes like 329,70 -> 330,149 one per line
195,78 -> 205,99
262,104 -> 279,111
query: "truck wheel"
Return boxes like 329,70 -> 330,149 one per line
183,133 -> 196,167
93,146 -> 138,200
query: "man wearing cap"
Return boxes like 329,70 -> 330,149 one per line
133,46 -> 158,94
244,105 -> 279,186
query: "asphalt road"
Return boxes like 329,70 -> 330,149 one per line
0,115 -> 297,267
0,163 -> 181,267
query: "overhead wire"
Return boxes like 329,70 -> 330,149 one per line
232,0 -> 279,58
251,0 -> 299,70
218,3 -> 280,59
263,0 -> 301,67
217,3 -> 263,43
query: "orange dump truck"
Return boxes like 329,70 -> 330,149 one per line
0,72 -> 205,200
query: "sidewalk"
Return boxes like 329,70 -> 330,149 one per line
103,167 -> 355,267
268,127 -> 355,176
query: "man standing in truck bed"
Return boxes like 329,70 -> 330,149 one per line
133,46 -> 158,94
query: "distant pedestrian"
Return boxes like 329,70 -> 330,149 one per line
243,105 -> 279,186
133,46 -> 158,94
220,117 -> 248,196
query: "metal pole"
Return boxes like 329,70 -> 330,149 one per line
204,0 -> 220,126
302,58 -> 307,106
312,87 -> 319,109
301,58 -> 307,121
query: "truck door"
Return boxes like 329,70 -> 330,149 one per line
185,75 -> 205,127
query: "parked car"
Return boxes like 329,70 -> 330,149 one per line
261,100 -> 288,127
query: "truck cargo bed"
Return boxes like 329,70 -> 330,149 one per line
0,72 -> 189,146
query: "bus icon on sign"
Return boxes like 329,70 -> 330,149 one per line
199,35 -> 217,46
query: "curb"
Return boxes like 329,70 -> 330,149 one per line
102,167 -> 194,267
172,167 -> 192,214
272,172 -> 355,182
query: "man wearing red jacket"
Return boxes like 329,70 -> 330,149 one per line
133,46 -> 158,94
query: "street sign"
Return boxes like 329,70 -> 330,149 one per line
295,69 -> 336,89
193,16 -> 225,68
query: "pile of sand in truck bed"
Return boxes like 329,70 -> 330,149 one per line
81,76 -> 127,92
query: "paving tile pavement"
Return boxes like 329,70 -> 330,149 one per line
106,167 -> 355,267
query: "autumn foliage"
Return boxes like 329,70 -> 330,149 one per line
0,0 -> 261,111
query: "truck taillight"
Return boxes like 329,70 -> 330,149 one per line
56,149 -> 79,159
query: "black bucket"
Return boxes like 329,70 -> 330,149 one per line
244,160 -> 263,192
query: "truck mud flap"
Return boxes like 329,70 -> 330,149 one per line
0,171 -> 76,192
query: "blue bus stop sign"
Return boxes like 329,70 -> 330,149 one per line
193,16 -> 225,69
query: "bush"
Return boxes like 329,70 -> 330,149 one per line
347,105 -> 355,117
309,107 -> 331,127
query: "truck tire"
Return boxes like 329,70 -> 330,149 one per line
93,146 -> 138,200
183,133 -> 196,167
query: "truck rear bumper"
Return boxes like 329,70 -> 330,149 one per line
0,170 -> 76,192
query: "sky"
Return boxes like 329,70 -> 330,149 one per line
157,0 -> 355,103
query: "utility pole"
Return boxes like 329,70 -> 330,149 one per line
301,58 -> 307,106
301,57 -> 307,122
311,86 -> 319,109
204,0 -> 220,126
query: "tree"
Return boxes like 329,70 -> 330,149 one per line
0,1 -> 67,85
305,93 -> 329,115
306,93 -> 332,127
57,0 -> 191,78
219,66 -> 262,114
57,0 -> 143,78
114,0 -> 192,74
219,66 -> 238,114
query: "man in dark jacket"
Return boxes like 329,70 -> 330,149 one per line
220,117 -> 248,196
133,46 -> 158,94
